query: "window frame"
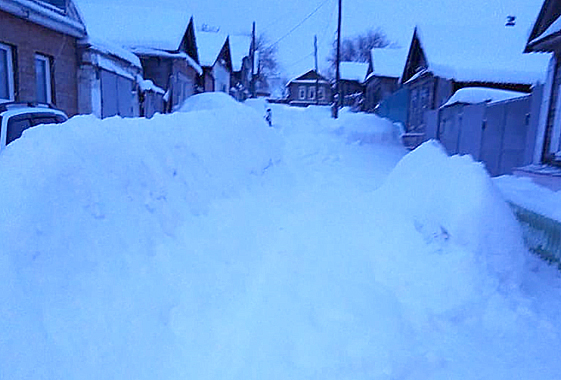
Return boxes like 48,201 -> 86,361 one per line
308,86 -> 316,100
35,54 -> 53,104
318,86 -> 325,101
298,86 -> 306,100
0,43 -> 15,102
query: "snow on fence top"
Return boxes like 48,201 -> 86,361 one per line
441,87 -> 529,108
414,23 -> 550,84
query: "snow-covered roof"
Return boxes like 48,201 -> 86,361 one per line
530,15 -> 561,45
131,47 -> 203,75
414,24 -> 550,84
339,62 -> 369,82
370,48 -> 407,79
229,35 -> 251,72
195,31 -> 228,67
441,87 -> 529,108
81,37 -> 142,68
0,0 -> 86,38
74,1 -> 190,51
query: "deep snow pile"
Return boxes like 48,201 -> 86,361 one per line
0,96 -> 560,380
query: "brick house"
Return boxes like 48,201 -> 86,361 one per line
286,69 -> 331,106
0,0 -> 87,115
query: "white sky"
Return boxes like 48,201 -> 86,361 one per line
76,0 -> 545,78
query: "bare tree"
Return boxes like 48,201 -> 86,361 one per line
327,28 -> 392,76
255,33 -> 280,80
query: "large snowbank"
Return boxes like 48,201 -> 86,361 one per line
0,99 -> 560,379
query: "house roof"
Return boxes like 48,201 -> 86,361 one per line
339,62 -> 369,82
0,0 -> 86,38
130,47 -> 202,75
289,69 -> 330,84
369,48 -> 407,79
406,24 -> 550,85
229,35 -> 251,72
526,0 -> 561,51
80,37 -> 142,68
195,31 -> 229,67
526,0 -> 561,52
74,1 -> 190,51
441,87 -> 529,108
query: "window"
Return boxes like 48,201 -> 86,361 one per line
308,86 -> 316,100
6,115 -> 32,145
318,87 -> 325,101
298,86 -> 306,100
0,43 -> 14,102
35,54 -> 52,104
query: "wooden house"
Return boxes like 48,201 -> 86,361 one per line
182,23 -> 232,94
522,0 -> 561,188
339,62 -> 369,107
0,0 -> 87,115
286,69 -> 331,107
229,35 -> 252,100
364,48 -> 407,112
401,24 -> 549,139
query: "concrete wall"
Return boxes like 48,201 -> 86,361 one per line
0,9 -> 79,115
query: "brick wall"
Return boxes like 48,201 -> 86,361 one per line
0,9 -> 79,115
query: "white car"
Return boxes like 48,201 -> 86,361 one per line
0,102 -> 68,150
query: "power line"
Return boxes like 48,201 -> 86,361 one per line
267,0 -> 332,49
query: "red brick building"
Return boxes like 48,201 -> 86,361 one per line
0,0 -> 86,116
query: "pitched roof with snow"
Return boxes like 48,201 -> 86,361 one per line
130,47 -> 202,75
0,0 -> 86,37
195,31 -> 228,67
441,87 -> 529,108
81,37 -> 142,68
370,48 -> 407,79
409,24 -> 550,85
74,1 -> 190,51
229,35 -> 251,72
339,62 -> 369,82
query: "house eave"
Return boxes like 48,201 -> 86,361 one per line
525,32 -> 561,53
0,0 -> 86,38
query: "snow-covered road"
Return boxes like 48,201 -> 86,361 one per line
1,94 -> 560,379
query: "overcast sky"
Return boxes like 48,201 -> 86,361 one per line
78,0 -> 545,78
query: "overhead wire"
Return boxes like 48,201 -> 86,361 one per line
267,0 -> 332,49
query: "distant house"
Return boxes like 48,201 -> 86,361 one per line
339,62 -> 369,107
401,24 -> 549,141
286,69 -> 331,107
77,38 -> 144,118
229,35 -> 252,100
522,0 -> 561,188
0,0 -> 87,115
364,48 -> 407,112
183,25 -> 232,94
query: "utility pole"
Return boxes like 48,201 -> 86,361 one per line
250,21 -> 256,98
314,35 -> 319,105
333,0 -> 342,118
